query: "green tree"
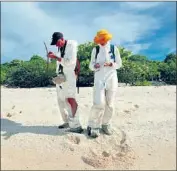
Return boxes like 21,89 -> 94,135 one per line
5,55 -> 54,87
1,43 -> 176,87
128,54 -> 147,62
77,42 -> 95,86
118,47 -> 132,60
164,53 -> 176,63
9,59 -> 23,67
159,53 -> 176,84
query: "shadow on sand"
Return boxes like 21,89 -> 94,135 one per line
1,118 -> 85,140
1,118 -> 126,142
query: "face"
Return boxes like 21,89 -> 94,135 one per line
56,38 -> 65,47
99,36 -> 108,46
100,41 -> 107,46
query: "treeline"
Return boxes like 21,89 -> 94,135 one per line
1,42 -> 176,88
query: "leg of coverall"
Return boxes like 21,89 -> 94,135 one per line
88,85 -> 105,129
56,85 -> 69,126
66,97 -> 82,129
67,98 -> 78,117
62,81 -> 82,130
102,73 -> 118,126
102,89 -> 116,125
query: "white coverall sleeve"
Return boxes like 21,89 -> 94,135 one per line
112,46 -> 122,69
89,48 -> 96,71
56,60 -> 60,74
56,41 -> 77,70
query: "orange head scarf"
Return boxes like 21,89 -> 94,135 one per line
94,29 -> 113,45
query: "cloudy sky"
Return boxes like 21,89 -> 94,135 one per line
1,1 -> 176,63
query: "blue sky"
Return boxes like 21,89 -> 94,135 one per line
1,1 -> 176,63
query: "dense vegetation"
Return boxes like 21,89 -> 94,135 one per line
1,42 -> 176,88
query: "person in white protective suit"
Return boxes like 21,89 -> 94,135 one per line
48,32 -> 83,133
87,29 -> 122,138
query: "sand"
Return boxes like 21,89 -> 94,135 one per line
1,86 -> 176,170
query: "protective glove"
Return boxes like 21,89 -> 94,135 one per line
94,63 -> 100,69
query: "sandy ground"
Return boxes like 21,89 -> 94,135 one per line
1,86 -> 176,170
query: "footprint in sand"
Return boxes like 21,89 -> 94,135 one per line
124,110 -> 131,114
7,113 -> 12,117
134,104 -> 139,108
81,155 -> 110,168
82,144 -> 134,169
81,127 -> 135,169
102,151 -> 111,157
69,147 -> 74,151
67,135 -> 81,145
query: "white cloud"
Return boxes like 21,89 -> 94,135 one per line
1,2 -> 93,62
1,2 -> 58,60
120,2 -> 163,10
93,12 -> 160,44
1,1 -> 173,62
124,43 -> 151,54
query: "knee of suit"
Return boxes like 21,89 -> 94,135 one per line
93,96 -> 105,108
93,103 -> 105,109
106,103 -> 114,110
107,101 -> 114,108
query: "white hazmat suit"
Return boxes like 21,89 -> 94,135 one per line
88,42 -> 122,136
54,40 -> 82,130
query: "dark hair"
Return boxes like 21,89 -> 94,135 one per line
50,32 -> 63,45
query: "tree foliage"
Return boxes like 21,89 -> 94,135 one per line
0,43 -> 176,88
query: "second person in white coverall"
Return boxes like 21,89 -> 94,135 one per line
87,30 -> 122,138
48,32 -> 83,134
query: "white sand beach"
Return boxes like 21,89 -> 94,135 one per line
1,86 -> 176,170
